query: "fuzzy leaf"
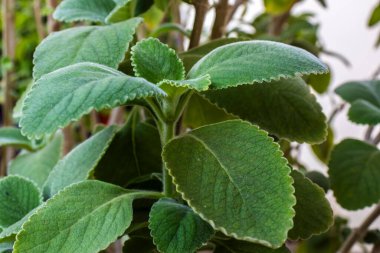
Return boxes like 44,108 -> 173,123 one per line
105,0 -> 133,24
0,128 -> 33,151
311,127 -> 334,164
149,198 -> 214,253
8,135 -> 62,188
335,80 -> 380,125
203,77 -> 327,144
328,139 -> 380,210
131,38 -> 185,84
53,0 -> 116,23
14,181 -> 147,253
306,71 -> 331,94
33,18 -> 142,80
0,176 -> 42,228
188,41 -> 328,89
288,170 -> 333,240
163,120 -> 295,248
214,238 -> 290,253
43,126 -> 118,198
0,209 -> 37,241
21,62 -> 166,139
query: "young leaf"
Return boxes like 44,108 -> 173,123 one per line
43,126 -> 118,198
53,0 -> 116,23
328,139 -> 380,210
214,238 -> 290,253
335,80 -> 380,125
0,128 -> 33,151
158,75 -> 211,94
33,18 -> 142,80
203,77 -> 327,144
163,120 -> 295,249
0,176 -> 42,228
149,198 -> 214,253
288,170 -> 333,240
188,41 -> 328,89
94,116 -> 162,187
8,135 -> 62,188
14,181 -> 153,253
131,38 -> 185,84
20,62 -> 166,139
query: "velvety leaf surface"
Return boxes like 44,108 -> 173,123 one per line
0,241 -> 12,253
14,181 -> 141,253
288,170 -> 333,240
305,171 -> 330,193
163,120 -> 295,248
0,208 -> 37,241
0,176 -> 42,228
43,126 -> 118,198
328,139 -> 380,210
131,38 -> 185,84
0,128 -> 33,150
214,238 -> 290,253
53,0 -> 116,23
204,78 -> 327,144
105,0 -> 133,24
188,41 -> 328,89
306,71 -> 331,94
33,18 -> 142,80
21,62 -> 166,138
8,135 -> 62,188
94,116 -> 162,186
149,198 -> 214,253
335,80 -> 380,125
158,74 -> 211,93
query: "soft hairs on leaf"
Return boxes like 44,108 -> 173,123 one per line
20,62 -> 166,138
0,128 -> 34,151
163,120 -> 295,248
188,40 -> 328,89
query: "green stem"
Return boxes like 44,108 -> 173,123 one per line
160,120 -> 176,197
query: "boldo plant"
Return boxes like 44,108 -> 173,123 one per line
0,0 -> 335,252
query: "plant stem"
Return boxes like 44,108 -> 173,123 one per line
338,202 -> 380,253
211,0 -> 230,39
160,120 -> 176,197
47,0 -> 60,33
365,126 -> 375,142
373,131 -> 380,145
33,0 -> 46,41
189,0 -> 210,49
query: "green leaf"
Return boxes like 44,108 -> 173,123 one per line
369,3 -> 380,27
188,41 -> 328,89
264,0 -> 297,15
328,139 -> 380,210
105,0 -> 133,24
335,80 -> 380,125
306,71 -> 331,94
14,181 -> 152,253
183,93 -> 237,129
214,238 -> 290,253
0,128 -> 33,150
163,120 -> 295,248
311,126 -> 334,164
0,208 -> 37,241
288,170 -> 333,240
203,77 -> 327,144
158,75 -> 211,96
43,126 -> 118,198
94,113 -> 162,187
8,135 -> 62,188
33,18 -> 142,80
305,171 -> 330,193
131,38 -> 185,84
135,0 -> 154,16
149,198 -> 214,253
20,62 -> 166,139
0,241 -> 12,253
53,0 -> 116,23
0,176 -> 42,228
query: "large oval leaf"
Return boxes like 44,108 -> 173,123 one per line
203,77 -> 327,144
163,120 -> 295,248
188,41 -> 328,89
20,62 -> 166,139
33,18 -> 142,80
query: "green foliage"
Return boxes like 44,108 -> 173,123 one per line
263,0 -> 297,15
328,139 -> 380,210
163,120 -> 295,248
369,3 -> 380,27
0,128 -> 33,151
215,238 -> 290,253
149,198 -> 214,253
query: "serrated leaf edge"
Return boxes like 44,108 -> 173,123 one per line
158,74 -> 212,92
163,119 -> 296,249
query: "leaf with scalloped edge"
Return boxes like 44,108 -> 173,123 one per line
214,238 -> 290,253
13,181 -> 156,253
0,128 -> 33,151
33,18 -> 142,80
20,62 -> 166,139
328,139 -> 380,210
53,0 -> 116,23
0,208 -> 38,242
159,74 -> 211,93
335,80 -> 380,125
131,38 -> 185,84
0,176 -> 42,228
163,120 -> 295,249
188,41 -> 328,89
288,170 -> 333,240
9,134 -> 62,188
203,77 -> 327,144
43,126 -> 118,198
149,198 -> 214,253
